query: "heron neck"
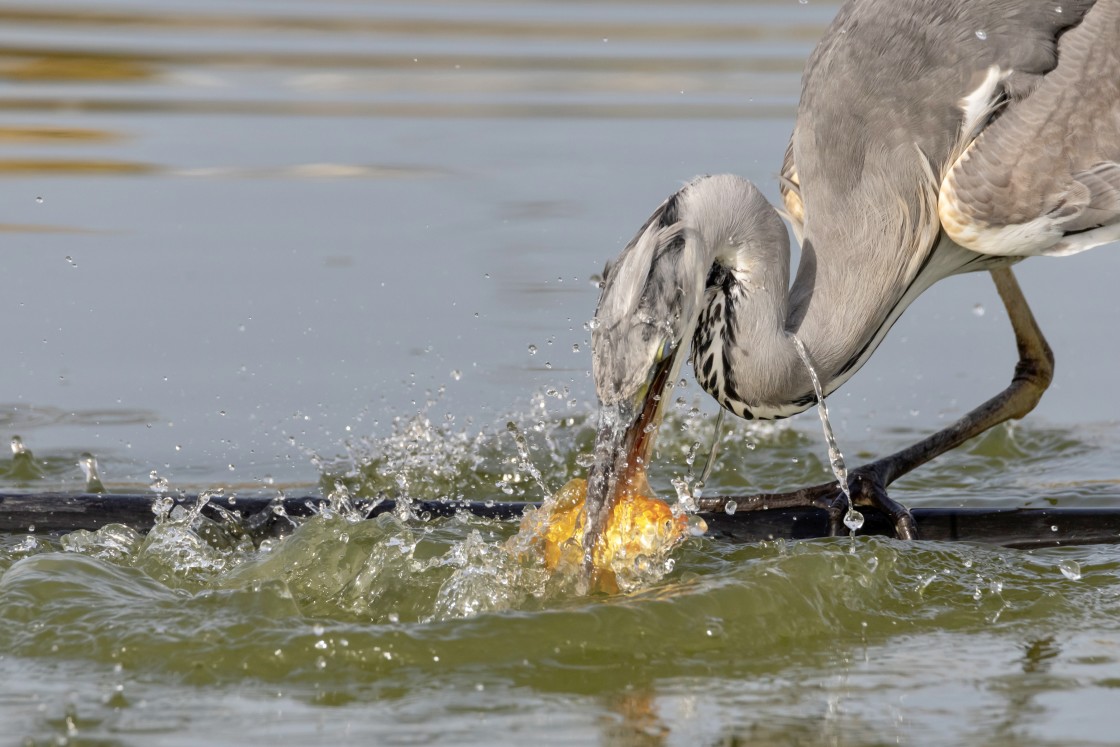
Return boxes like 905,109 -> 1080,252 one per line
684,176 -> 908,421
690,194 -> 813,420
704,258 -> 810,421
698,206 -> 893,421
725,227 -> 936,420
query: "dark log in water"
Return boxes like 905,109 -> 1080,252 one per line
0,491 -> 1118,548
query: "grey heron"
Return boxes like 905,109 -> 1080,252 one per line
583,0 -> 1120,558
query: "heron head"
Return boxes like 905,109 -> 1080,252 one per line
581,174 -> 791,579
582,186 -> 710,569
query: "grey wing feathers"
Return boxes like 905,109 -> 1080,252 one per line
1071,162 -> 1120,222
939,0 -> 1120,257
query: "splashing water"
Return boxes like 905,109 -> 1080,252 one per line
79,452 -> 105,493
6,435 -> 46,482
790,335 -> 864,533
328,399 -> 579,506
506,421 -> 553,497
513,477 -> 687,594
1058,558 -> 1082,581
670,441 -> 702,514
149,469 -> 171,495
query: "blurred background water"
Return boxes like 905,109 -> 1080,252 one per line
2,1 -> 1120,745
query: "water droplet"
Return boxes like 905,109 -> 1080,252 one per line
587,318 -> 601,331
975,30 -> 988,40
10,436 -> 26,455
35,196 -> 43,203
972,303 -> 985,317
65,255 -> 77,267
687,515 -> 708,536
571,343 -> 580,353
724,500 -> 738,516
450,369 -> 462,381
1058,558 -> 1081,581
843,509 -> 865,532
527,344 -> 537,355
148,470 -> 170,494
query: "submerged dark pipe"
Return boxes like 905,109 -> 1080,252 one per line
1,491 -> 1119,548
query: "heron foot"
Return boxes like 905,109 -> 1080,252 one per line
847,467 -> 917,540
700,469 -> 917,540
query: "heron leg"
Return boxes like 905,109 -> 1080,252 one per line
708,266 -> 1054,539
847,266 -> 1053,529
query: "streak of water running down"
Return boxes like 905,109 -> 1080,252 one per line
790,335 -> 865,533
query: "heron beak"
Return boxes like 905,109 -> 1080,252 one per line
582,348 -> 678,576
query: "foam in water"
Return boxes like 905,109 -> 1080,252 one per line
790,335 -> 864,534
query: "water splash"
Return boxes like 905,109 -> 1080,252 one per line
1058,558 -> 1082,581
149,470 -> 170,495
668,405 -> 734,517
6,435 -> 45,481
506,421 -> 553,497
790,335 -> 864,533
79,452 -> 105,493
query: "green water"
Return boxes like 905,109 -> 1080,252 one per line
3,0 -> 1120,744
5,415 -> 1120,745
